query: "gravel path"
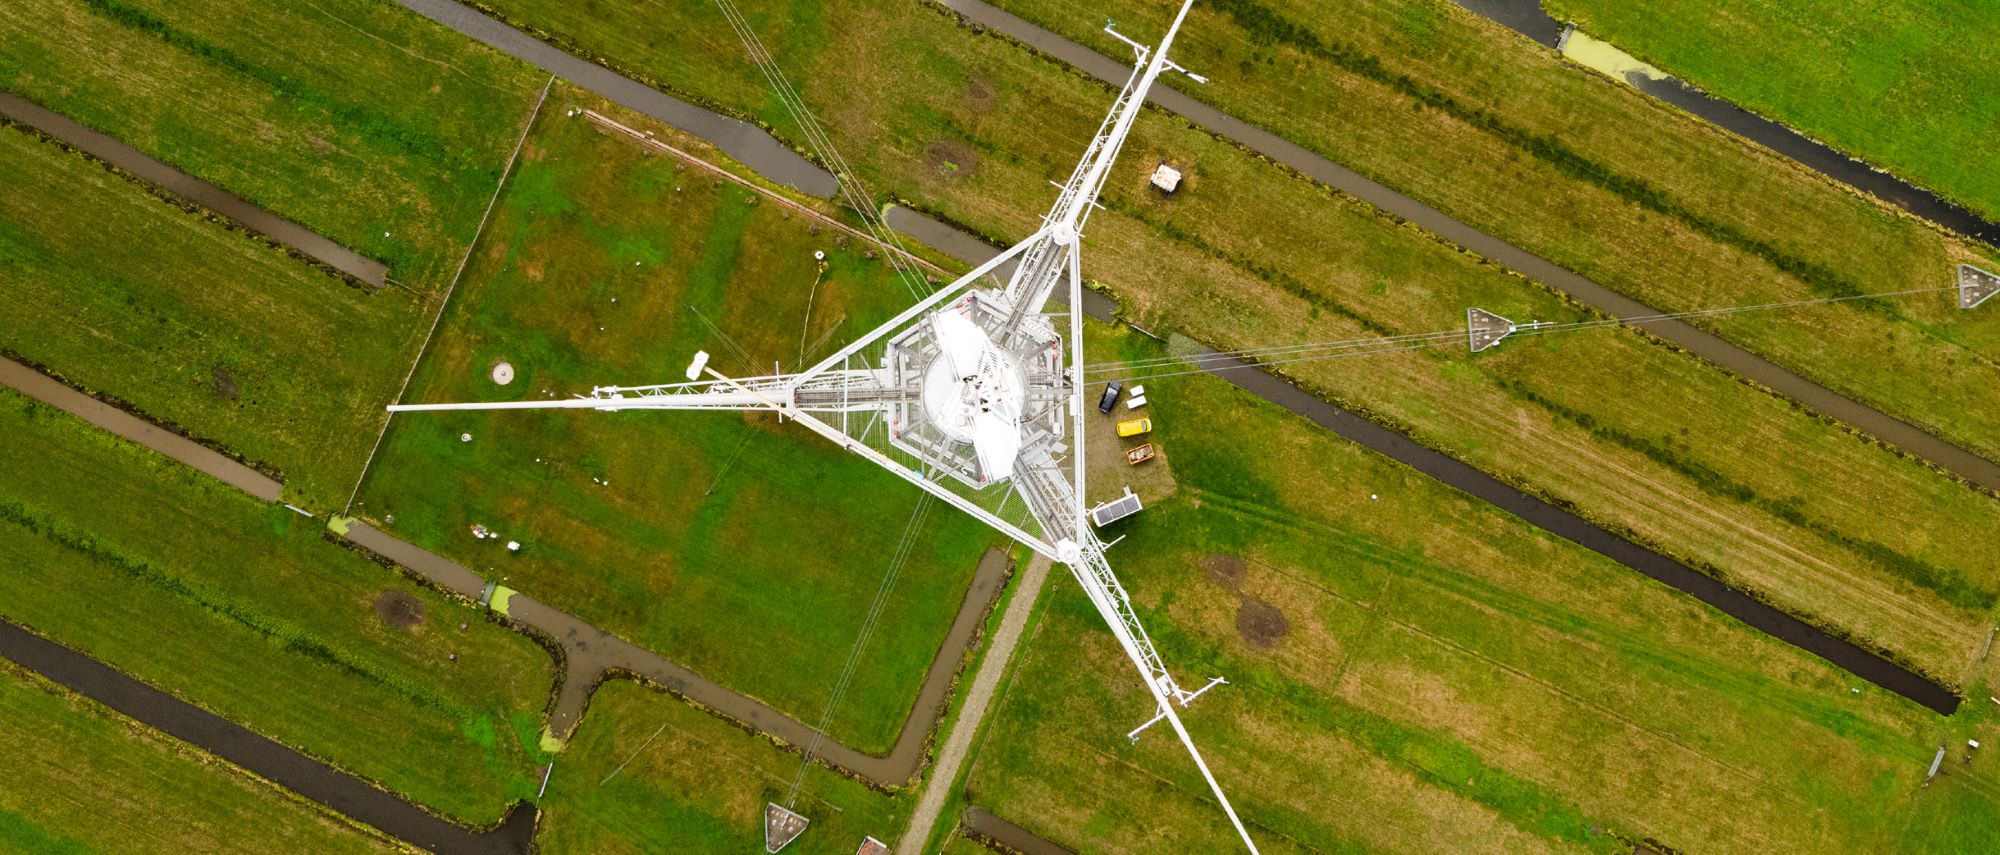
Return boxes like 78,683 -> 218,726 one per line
0,90 -> 388,286
896,555 -> 1051,855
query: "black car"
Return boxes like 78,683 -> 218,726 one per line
1097,380 -> 1123,414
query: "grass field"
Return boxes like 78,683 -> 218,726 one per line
1546,0 -> 2000,222
0,0 -> 545,288
1003,0 -> 2000,455
355,88 -> 998,753
992,0 -> 2000,461
0,662 -> 399,855
0,124 -> 426,509
538,680 -> 908,854
951,325 -> 1991,853
450,0 -> 1998,686
0,387 -> 555,825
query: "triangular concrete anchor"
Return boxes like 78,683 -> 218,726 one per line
1467,308 -> 1517,353
766,802 -> 809,853
1960,264 -> 2000,310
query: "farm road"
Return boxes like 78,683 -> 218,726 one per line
935,0 -> 2000,494
897,555 -> 1052,855
0,356 -> 1011,846
0,90 -> 388,286
0,619 -> 536,855
347,520 -> 1013,786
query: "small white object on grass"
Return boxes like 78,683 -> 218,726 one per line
1370,494 -> 1379,500
491,362 -> 515,385
461,433 -> 473,443
507,541 -> 521,552
814,250 -> 826,261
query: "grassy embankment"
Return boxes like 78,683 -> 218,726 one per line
0,662 -> 402,854
1545,0 -> 2000,222
0,388 -> 556,825
994,0 -> 2000,461
948,325 -> 1995,854
356,87 -> 998,754
538,681 -> 909,854
0,124 -> 422,510
443,0 -> 1999,688
0,0 -> 544,507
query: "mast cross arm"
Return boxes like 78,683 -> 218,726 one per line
385,368 -> 898,414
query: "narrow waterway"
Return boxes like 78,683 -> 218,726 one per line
887,205 -> 1959,715
0,619 -> 535,855
1448,0 -> 2000,248
961,807 -> 1073,855
391,0 -> 837,197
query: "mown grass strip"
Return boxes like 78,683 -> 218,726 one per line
0,389 -> 555,824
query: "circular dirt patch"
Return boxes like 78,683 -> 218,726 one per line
210,366 -> 240,400
491,361 -> 515,385
925,139 -> 977,181
1202,554 -> 1246,589
1235,597 -> 1289,648
966,75 -> 997,111
373,590 -> 425,629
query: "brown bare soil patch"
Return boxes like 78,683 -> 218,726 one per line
372,590 -> 424,629
965,75 -> 996,112
924,139 -> 977,181
210,366 -> 240,400
1202,554 -> 1246,589
1235,597 -> 1289,648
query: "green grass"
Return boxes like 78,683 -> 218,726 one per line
991,0 -> 2000,460
0,662 -> 399,854
452,0 -> 1998,687
538,680 -> 907,854
355,88 -> 998,753
0,124 -> 426,509
0,0 -> 545,288
0,387 -> 556,825
959,325 -> 1969,853
1545,0 -> 2000,222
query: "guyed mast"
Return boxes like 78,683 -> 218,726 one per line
390,3 -> 1261,850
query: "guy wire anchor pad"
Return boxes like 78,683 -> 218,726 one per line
1467,307 -> 1517,353
1961,264 -> 2000,310
765,803 -> 809,853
